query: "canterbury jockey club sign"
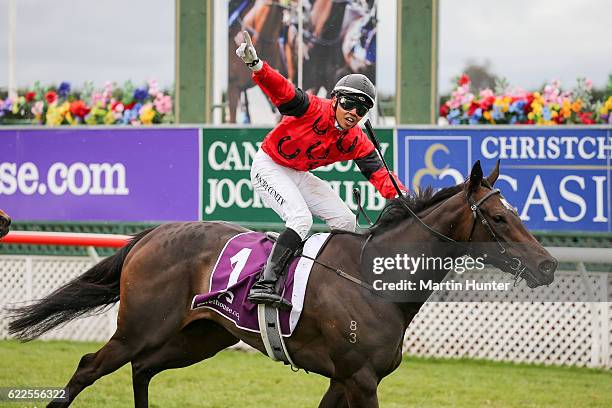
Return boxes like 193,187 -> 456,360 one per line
397,128 -> 612,232
1,127 -> 610,232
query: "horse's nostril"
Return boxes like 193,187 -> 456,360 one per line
539,259 -> 557,275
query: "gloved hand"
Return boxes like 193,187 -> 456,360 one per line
236,31 -> 263,71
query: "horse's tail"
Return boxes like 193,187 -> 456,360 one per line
7,228 -> 154,341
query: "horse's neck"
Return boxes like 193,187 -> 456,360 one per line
371,200 -> 468,329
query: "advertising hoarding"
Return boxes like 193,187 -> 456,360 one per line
0,128 -> 201,222
397,127 -> 612,232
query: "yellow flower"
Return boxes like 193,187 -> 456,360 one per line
140,108 -> 155,125
483,110 -> 492,121
104,111 -> 116,125
65,112 -> 76,125
45,106 -> 63,126
605,97 -> 612,111
600,106 -> 609,115
59,101 -> 70,115
532,103 -> 542,115
527,112 -> 535,120
571,99 -> 582,113
551,110 -> 559,118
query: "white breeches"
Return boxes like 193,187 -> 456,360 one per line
250,149 -> 356,240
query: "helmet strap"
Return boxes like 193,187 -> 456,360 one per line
332,99 -> 347,131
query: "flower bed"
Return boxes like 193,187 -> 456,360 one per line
0,80 -> 173,126
439,74 -> 612,125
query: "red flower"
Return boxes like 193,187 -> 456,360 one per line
479,96 -> 495,111
45,91 -> 58,104
524,94 -> 535,114
458,74 -> 470,86
439,103 -> 449,117
124,101 -> 136,110
578,112 -> 595,124
25,91 -> 37,103
69,100 -> 91,118
467,101 -> 479,116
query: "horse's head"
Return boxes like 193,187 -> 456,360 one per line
0,209 -> 11,239
460,161 -> 557,288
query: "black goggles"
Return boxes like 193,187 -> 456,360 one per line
338,96 -> 369,117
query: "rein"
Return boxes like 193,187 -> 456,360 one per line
306,185 -> 529,294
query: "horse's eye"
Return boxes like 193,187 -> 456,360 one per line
493,215 -> 505,223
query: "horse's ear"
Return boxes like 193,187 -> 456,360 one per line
486,159 -> 500,186
466,160 -> 483,193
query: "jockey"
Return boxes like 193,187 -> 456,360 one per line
236,32 -> 407,310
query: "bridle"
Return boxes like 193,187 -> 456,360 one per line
299,183 -> 530,296
366,184 -> 528,286
465,187 -> 527,285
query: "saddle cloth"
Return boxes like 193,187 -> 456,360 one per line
191,231 -> 330,336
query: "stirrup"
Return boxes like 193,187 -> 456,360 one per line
248,292 -> 293,312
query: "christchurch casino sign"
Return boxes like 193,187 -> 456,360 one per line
398,127 -> 612,232
202,128 -> 394,229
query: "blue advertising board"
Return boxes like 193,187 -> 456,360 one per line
397,127 -> 612,232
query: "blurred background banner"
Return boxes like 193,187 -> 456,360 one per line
0,128 -> 200,222
397,127 -> 612,232
226,0 -> 377,123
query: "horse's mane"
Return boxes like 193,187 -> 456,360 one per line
368,184 -> 464,236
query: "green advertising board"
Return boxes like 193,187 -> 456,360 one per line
202,127 -> 395,230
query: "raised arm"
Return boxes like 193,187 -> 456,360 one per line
236,31 -> 310,117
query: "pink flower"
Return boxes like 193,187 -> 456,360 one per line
585,79 -> 593,90
479,89 -> 494,99
91,92 -> 105,107
31,101 -> 44,116
103,81 -> 113,99
148,79 -> 160,98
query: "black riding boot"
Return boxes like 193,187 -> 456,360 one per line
248,228 -> 302,311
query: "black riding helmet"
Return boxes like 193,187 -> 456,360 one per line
331,74 -> 376,109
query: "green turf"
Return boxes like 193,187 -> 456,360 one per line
0,340 -> 610,407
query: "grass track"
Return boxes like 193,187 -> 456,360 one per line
0,340 -> 611,407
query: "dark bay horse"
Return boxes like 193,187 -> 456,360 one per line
0,208 -> 11,239
8,161 -> 557,408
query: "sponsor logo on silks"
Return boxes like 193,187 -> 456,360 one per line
403,136 -> 471,192
221,290 -> 235,304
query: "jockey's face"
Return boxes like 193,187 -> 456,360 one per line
334,96 -> 368,130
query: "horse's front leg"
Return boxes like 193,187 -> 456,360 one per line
318,379 -> 349,408
343,368 -> 379,408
